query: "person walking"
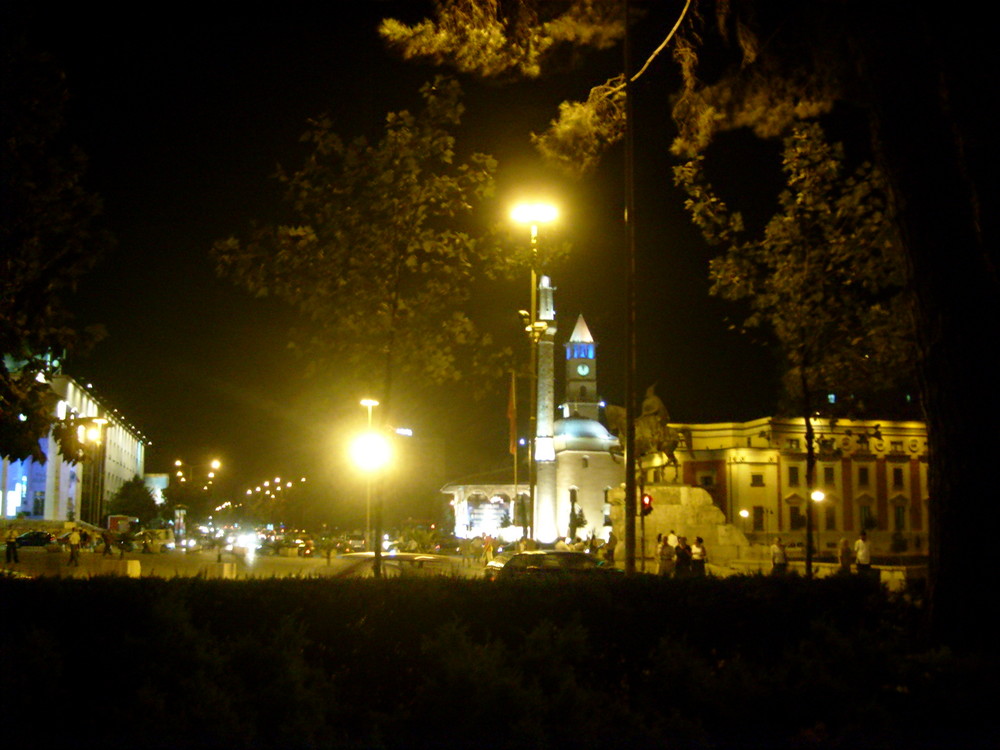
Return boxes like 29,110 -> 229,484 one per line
101,530 -> 115,556
67,528 -> 81,566
604,531 -> 618,565
837,538 -> 852,573
657,533 -> 675,576
674,536 -> 692,577
854,531 -> 872,575
771,537 -> 788,575
691,536 -> 708,576
5,529 -> 19,564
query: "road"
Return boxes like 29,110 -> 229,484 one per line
1,547 -> 486,580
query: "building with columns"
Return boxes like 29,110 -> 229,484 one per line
2,374 -> 147,525
632,416 -> 929,556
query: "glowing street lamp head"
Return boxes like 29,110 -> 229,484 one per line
360,398 -> 379,409
511,202 -> 558,227
351,431 -> 392,473
811,490 -> 826,502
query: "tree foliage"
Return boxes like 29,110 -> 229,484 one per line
107,476 -> 158,526
1,42 -> 108,462
675,121 -> 914,415
212,77 -> 509,409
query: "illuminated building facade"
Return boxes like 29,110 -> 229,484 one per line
636,416 -> 929,554
1,374 -> 147,525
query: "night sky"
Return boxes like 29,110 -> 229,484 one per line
8,2 -> 776,521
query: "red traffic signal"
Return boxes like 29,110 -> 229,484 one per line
640,493 -> 653,516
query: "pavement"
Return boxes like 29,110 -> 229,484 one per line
1,547 -> 487,580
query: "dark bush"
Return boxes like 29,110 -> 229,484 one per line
0,575 -> 995,749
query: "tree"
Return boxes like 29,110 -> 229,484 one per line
212,77 -> 508,423
1,40 -> 108,463
675,120 -> 914,573
379,1 -> 999,646
107,476 -> 158,527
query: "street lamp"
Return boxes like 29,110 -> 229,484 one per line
511,201 -> 558,543
350,428 -> 392,577
810,489 -> 826,569
77,416 -> 108,525
359,398 -> 379,550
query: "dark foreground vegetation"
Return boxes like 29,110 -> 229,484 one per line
1,574 -> 995,749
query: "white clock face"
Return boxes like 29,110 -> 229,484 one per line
576,364 -> 591,376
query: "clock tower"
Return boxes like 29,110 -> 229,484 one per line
563,315 -> 599,421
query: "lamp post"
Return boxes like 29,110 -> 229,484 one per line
78,416 -> 108,525
511,201 -> 558,543
810,489 -> 825,574
173,458 -> 222,558
739,508 -> 750,557
360,399 -> 379,549
350,429 -> 392,578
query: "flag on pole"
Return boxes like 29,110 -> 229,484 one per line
508,372 -> 518,456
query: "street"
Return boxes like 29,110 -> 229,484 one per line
1,547 -> 485,580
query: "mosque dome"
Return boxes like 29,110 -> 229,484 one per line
554,417 -> 619,452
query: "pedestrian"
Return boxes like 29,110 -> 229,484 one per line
667,529 -> 678,549
657,533 -> 675,576
691,536 -> 707,576
480,535 -> 494,565
101,530 -> 115,556
604,531 -> 618,564
674,537 -> 692,577
837,538 -> 851,572
67,527 -> 81,566
854,531 -> 872,575
771,536 -> 788,575
5,529 -> 19,564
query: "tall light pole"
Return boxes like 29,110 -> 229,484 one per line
511,201 -> 558,543
360,398 -> 379,550
350,429 -> 392,577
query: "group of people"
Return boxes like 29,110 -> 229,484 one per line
656,530 -> 708,577
770,530 -> 874,575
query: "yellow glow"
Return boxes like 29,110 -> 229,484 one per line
811,490 -> 826,502
511,202 -> 558,225
350,431 -> 392,472
211,459 -> 222,470
360,398 -> 379,408
739,509 -> 750,519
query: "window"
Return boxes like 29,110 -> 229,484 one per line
752,506 -> 765,532
894,505 -> 906,532
790,506 -> 806,530
786,438 -> 801,452
751,473 -> 764,487
699,474 -> 715,487
788,466 -> 800,487
825,504 -> 837,531
581,456 -> 589,469
860,505 -> 875,530
858,466 -> 870,487
893,467 -> 904,489
823,466 -> 835,486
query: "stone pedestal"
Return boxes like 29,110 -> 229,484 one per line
202,562 -> 236,579
99,559 -> 141,577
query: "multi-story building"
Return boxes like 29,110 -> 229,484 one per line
638,416 -> 929,554
1,374 -> 147,525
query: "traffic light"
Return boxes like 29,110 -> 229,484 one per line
640,493 -> 653,516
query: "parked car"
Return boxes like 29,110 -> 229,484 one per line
484,550 -> 621,581
16,531 -> 55,548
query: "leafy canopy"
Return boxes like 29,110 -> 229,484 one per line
1,43 -> 108,463
675,121 -> 913,415
213,77 -> 508,403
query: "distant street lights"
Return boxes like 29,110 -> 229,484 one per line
511,201 -> 558,542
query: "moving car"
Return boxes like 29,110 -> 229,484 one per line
484,550 -> 621,581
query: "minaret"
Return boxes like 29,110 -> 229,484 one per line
533,275 -> 558,542
563,315 -> 599,420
